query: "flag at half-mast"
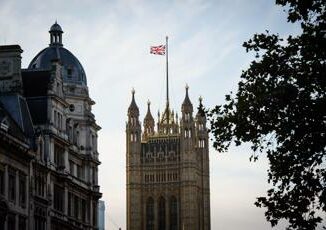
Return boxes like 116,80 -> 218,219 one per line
150,45 -> 166,55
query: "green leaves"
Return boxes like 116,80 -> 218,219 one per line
207,0 -> 326,229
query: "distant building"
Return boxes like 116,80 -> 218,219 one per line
98,200 -> 105,230
0,22 -> 101,229
126,85 -> 211,230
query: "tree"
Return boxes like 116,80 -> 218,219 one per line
207,0 -> 326,229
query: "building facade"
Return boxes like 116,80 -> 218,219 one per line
98,200 -> 105,230
126,86 -> 211,230
0,22 -> 101,230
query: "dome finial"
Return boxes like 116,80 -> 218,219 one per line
49,22 -> 63,46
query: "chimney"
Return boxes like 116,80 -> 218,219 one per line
0,45 -> 23,94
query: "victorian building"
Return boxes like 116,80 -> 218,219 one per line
0,22 -> 101,230
126,85 -> 211,230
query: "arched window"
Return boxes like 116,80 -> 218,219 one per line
170,196 -> 178,230
146,197 -> 154,230
158,197 -> 166,230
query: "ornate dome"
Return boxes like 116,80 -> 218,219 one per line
28,22 -> 87,86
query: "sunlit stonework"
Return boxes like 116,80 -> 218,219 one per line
126,85 -> 211,230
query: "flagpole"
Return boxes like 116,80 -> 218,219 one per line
166,36 -> 169,126
166,36 -> 169,107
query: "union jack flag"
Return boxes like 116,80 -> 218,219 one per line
150,45 -> 166,55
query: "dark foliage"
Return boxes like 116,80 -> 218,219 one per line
207,0 -> 326,229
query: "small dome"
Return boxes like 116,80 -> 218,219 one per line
50,22 -> 63,33
28,23 -> 87,86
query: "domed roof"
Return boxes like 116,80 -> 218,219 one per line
27,22 -> 87,86
50,22 -> 63,33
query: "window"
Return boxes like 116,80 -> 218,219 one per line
130,117 -> 136,126
92,201 -> 97,226
68,192 -> 72,216
170,196 -> 178,230
91,134 -> 96,151
185,113 -> 190,121
8,170 -> 16,202
199,139 -> 205,148
74,130 -> 80,146
35,207 -> 46,230
184,129 -> 192,138
19,216 -> 26,230
158,197 -> 166,230
53,185 -> 64,212
77,164 -> 83,179
92,167 -> 97,185
7,213 -> 15,230
67,68 -> 73,77
19,174 -> 26,207
0,166 -> 4,195
54,145 -> 64,168
146,197 -> 154,230
130,133 -> 138,142
54,111 -> 57,126
74,195 -> 79,219
35,169 -> 46,197
39,139 -> 45,162
81,199 -> 86,222
69,161 -> 75,176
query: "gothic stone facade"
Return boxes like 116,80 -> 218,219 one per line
126,87 -> 211,230
0,22 -> 101,230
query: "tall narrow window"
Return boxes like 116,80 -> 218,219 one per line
74,195 -> 79,219
8,170 -> 16,202
68,192 -> 72,216
7,213 -> 16,230
158,197 -> 166,230
18,215 -> 26,230
54,145 -> 64,168
19,174 -> 26,207
146,197 -> 154,230
81,199 -> 86,222
170,196 -> 178,230
0,165 -> 4,195
53,184 -> 64,212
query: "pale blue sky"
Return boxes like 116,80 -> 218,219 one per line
0,0 -> 300,229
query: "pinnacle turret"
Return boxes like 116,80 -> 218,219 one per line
181,84 -> 193,114
128,88 -> 139,117
143,100 -> 155,138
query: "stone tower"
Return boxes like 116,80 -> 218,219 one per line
126,85 -> 211,230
